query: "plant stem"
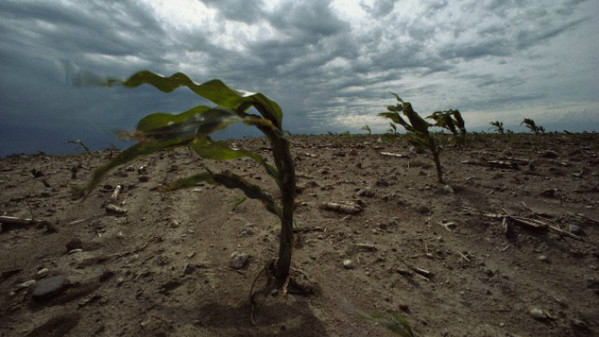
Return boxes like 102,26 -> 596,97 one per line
429,137 -> 444,183
271,131 -> 296,288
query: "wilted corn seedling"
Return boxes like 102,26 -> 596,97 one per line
489,120 -> 505,134
521,118 -> 545,134
361,124 -> 372,135
67,138 -> 92,155
427,109 -> 466,146
379,93 -> 444,183
73,70 -> 296,290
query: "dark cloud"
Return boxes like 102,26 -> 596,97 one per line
200,0 -> 266,24
0,0 -> 597,156
360,0 -> 397,17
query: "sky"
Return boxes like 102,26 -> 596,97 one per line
1,0 -> 598,156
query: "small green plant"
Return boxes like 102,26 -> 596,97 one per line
387,122 -> 398,134
521,118 -> 545,134
358,312 -> 415,337
361,124 -> 372,135
73,70 -> 296,290
230,195 -> 247,211
427,109 -> 466,146
379,93 -> 444,183
489,120 -> 505,134
67,138 -> 92,155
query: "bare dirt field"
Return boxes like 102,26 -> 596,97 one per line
1,133 -> 598,337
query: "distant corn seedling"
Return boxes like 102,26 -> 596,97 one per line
379,93 -> 444,183
521,118 -> 545,134
489,120 -> 505,134
428,109 -> 466,147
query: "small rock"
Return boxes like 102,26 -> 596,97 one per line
571,318 -> 589,331
238,228 -> 254,237
183,263 -> 195,275
229,252 -> 249,269
529,308 -> 547,321
37,268 -> 49,278
343,259 -> 354,269
16,279 -> 36,290
540,189 -> 558,198
538,255 -> 549,263
65,238 -> 83,252
117,277 -> 125,286
68,248 -> 83,254
442,185 -> 454,194
99,271 -> 114,282
356,188 -> 375,198
138,175 -> 149,182
32,275 -> 68,301
568,224 -> 582,235
541,150 -> 558,158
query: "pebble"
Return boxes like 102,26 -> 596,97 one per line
571,318 -> 589,331
343,259 -> 354,269
32,275 -> 68,301
356,188 -> 375,198
229,252 -> 249,269
443,185 -> 454,194
538,255 -> 549,263
183,263 -> 195,275
17,279 -> 36,289
37,268 -> 49,278
65,238 -> 83,252
568,224 -> 582,235
529,308 -> 547,321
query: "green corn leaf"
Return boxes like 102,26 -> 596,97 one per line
131,108 -> 241,141
402,103 -> 430,134
386,104 -> 402,113
379,112 -> 412,131
390,92 -> 404,103
166,170 -> 281,218
71,137 -> 191,199
451,109 -> 465,130
189,138 -> 278,179
117,71 -> 282,126
136,105 -> 212,132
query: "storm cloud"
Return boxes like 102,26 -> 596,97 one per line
0,0 -> 597,155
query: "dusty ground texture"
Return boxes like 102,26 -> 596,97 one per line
1,133 -> 598,337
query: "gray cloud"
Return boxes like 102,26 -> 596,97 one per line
0,0 -> 597,156
360,0 -> 398,17
200,0 -> 266,24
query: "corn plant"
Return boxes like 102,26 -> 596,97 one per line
361,124 -> 372,135
387,122 -> 398,134
379,93 -> 443,183
427,109 -> 466,146
489,120 -> 505,134
67,138 -> 92,155
72,70 -> 296,289
521,118 -> 545,134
